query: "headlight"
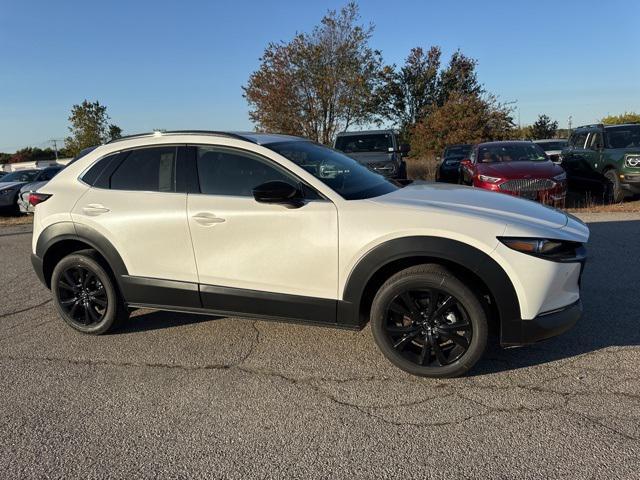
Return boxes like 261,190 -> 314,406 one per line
554,172 -> 567,182
478,174 -> 503,183
625,154 -> 640,168
444,159 -> 459,166
499,237 -> 586,262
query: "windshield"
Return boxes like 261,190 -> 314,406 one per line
1,170 -> 40,183
266,141 -> 398,200
536,141 -> 567,151
444,145 -> 471,158
477,144 -> 547,164
606,125 -> 640,149
334,134 -> 393,153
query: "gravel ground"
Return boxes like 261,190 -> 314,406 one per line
0,213 -> 639,479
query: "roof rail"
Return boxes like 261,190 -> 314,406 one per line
107,130 -> 256,144
575,123 -> 604,130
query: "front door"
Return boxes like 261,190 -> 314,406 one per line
186,145 -> 339,323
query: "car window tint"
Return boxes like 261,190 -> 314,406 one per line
196,147 -> 298,196
110,147 -> 176,192
571,132 -> 588,148
82,153 -> 120,186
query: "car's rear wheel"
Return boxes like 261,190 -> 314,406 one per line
51,252 -> 127,334
371,264 -> 488,378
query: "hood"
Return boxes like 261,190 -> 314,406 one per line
371,182 -> 568,229
346,151 -> 394,164
0,181 -> 26,191
477,160 -> 562,178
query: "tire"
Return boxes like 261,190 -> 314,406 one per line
51,251 -> 128,334
370,264 -> 488,378
604,169 -> 625,203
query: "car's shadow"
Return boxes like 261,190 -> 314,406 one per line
113,219 -> 639,376
475,219 -> 640,375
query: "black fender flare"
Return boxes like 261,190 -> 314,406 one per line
35,221 -> 129,286
340,236 -> 523,344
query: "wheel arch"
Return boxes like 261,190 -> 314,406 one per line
341,236 -> 523,345
36,222 -> 128,289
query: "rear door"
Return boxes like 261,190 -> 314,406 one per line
186,145 -> 339,322
72,146 -> 198,305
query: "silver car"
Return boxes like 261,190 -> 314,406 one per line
533,139 -> 568,164
16,166 -> 64,213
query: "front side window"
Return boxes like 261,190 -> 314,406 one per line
570,132 -> 588,149
266,141 -> 398,200
196,147 -> 298,197
110,147 -> 176,192
334,134 -> 394,153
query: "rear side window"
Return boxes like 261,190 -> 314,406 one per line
81,153 -> 120,186
196,147 -> 298,197
110,147 -> 176,192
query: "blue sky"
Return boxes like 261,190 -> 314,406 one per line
1,0 -> 638,152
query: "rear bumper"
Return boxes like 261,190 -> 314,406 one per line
31,253 -> 47,287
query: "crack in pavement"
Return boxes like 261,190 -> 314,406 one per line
1,352 -> 637,441
0,299 -> 51,319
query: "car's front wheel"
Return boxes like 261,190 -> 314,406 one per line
51,251 -> 127,334
370,264 -> 488,378
604,169 -> 625,203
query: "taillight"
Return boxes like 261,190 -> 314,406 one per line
28,192 -> 51,207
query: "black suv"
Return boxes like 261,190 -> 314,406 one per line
435,144 -> 472,183
561,123 -> 640,202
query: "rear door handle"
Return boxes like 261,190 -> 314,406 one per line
82,204 -> 110,216
192,212 -> 226,226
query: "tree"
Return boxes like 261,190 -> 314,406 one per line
243,2 -> 388,145
384,46 -> 441,135
65,100 -> 121,156
601,112 -> 640,125
410,93 -> 513,159
437,50 -> 483,106
529,114 -> 558,140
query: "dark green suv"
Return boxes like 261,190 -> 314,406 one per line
561,123 -> 640,202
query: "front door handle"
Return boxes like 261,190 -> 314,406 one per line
192,212 -> 226,226
82,204 -> 110,216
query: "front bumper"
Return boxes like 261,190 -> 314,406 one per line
518,300 -> 582,344
620,174 -> 640,194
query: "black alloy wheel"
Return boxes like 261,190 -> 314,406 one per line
370,264 -> 488,378
384,288 -> 472,367
51,251 -> 127,334
57,266 -> 108,326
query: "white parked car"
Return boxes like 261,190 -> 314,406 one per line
533,139 -> 568,164
31,131 -> 588,377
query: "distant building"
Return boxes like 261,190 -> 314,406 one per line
0,158 -> 73,172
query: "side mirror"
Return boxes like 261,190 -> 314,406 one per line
253,181 -> 304,208
399,143 -> 411,156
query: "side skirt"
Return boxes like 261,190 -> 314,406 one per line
120,276 -> 353,329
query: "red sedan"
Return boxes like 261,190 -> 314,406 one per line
459,141 -> 567,207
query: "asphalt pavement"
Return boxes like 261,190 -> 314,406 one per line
0,213 -> 639,479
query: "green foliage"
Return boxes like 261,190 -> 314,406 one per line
601,112 -> 640,125
243,2 -> 388,145
0,147 -> 58,164
529,114 -> 558,140
65,100 -> 121,156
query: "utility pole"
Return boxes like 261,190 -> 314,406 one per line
50,139 -> 59,161
568,116 -> 572,136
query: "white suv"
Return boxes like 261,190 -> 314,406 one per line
31,131 -> 589,377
